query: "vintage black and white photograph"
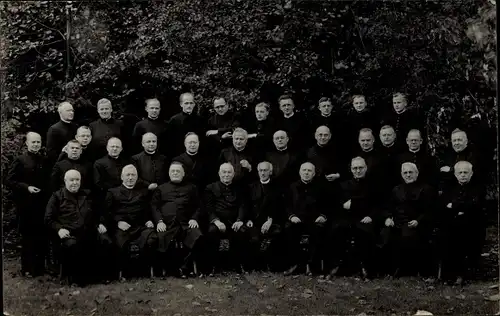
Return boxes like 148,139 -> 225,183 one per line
1,0 -> 498,315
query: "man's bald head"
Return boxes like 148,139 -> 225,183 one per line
184,132 -> 200,154
315,125 -> 331,146
142,132 -> 158,153
107,137 -> 123,158
299,162 -> 315,182
25,132 -> 42,153
76,126 -> 92,146
219,163 -> 235,184
451,129 -> 468,152
401,162 -> 419,184
58,102 -> 74,121
454,161 -> 474,184
407,129 -> 423,151
64,169 -> 81,193
273,130 -> 289,150
351,157 -> 367,179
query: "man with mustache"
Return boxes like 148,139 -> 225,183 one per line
151,162 -> 205,278
46,101 -> 78,165
6,132 -> 49,277
380,162 -> 436,277
132,98 -> 167,155
51,140 -> 93,192
131,133 -> 169,191
219,128 -> 255,190
275,94 -> 311,151
105,165 -> 158,278
89,98 -> 125,159
265,130 -> 301,189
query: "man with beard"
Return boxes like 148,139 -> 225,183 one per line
244,102 -> 275,156
247,161 -> 285,271
105,165 -> 158,277
326,157 -> 380,279
152,162 -> 205,278
46,102 -> 78,164
380,93 -> 425,149
131,133 -> 169,191
166,93 -> 206,158
219,128 -> 255,189
89,98 -> 125,159
205,97 -> 240,156
275,94 -> 311,151
172,133 -> 212,192
380,162 -> 436,277
132,98 -> 166,155
204,163 -> 250,274
306,126 -> 343,184
51,140 -> 93,192
397,129 -> 438,188
45,170 -> 111,285
345,95 -> 378,157
308,97 -> 344,148
57,126 -> 99,164
265,130 -> 301,189
284,162 -> 328,276
6,132 -> 49,277
440,161 -> 485,285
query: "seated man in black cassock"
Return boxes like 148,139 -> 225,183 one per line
89,98 -> 125,159
45,170 -> 113,286
284,162 -> 329,276
46,101 -> 78,164
440,161 -> 485,285
51,140 -> 93,192
132,98 -> 166,155
219,128 -> 255,190
152,162 -> 205,278
105,165 -> 158,277
172,133 -> 212,192
265,130 -> 301,189
131,132 -> 169,192
244,102 -> 275,156
247,161 -> 285,271
204,163 -> 250,274
306,126 -> 343,185
380,162 -> 436,277
5,132 -> 49,277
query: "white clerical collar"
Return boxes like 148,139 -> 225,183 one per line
260,179 -> 270,184
123,184 -> 134,189
301,179 -> 311,185
384,142 -> 395,148
60,118 -> 72,124
321,113 -> 331,118
187,151 -> 198,156
148,116 -> 158,120
362,148 -> 373,153
145,150 -> 156,154
395,108 -> 407,115
109,155 -> 119,159
235,146 -> 245,152
284,112 -> 295,119
409,148 -> 420,153
277,147 -> 288,152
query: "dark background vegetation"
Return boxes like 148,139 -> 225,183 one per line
1,0 -> 497,240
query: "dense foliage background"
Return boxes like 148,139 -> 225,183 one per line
1,1 -> 497,231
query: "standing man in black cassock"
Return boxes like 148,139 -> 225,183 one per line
275,94 -> 311,152
46,101 -> 78,165
132,98 -> 167,155
308,97 -> 344,149
89,98 -> 125,159
5,132 -> 49,277
205,97 -> 240,160
345,95 -> 378,158
131,132 -> 169,192
244,102 -> 276,157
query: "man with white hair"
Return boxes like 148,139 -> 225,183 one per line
51,140 -> 93,192
265,130 -> 301,188
151,162 -> 205,278
219,127 -> 255,188
380,162 -> 436,277
105,164 -> 158,278
89,98 -> 124,159
440,161 -> 484,285
6,132 -> 48,277
131,133 -> 169,190
284,162 -> 329,276
46,101 -> 78,163
132,98 -> 167,155
204,163 -> 250,275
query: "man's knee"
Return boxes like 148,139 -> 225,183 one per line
146,233 -> 158,248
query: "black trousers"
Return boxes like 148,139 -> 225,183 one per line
247,223 -> 283,270
205,222 -> 250,271
19,224 -> 47,276
284,221 -> 327,269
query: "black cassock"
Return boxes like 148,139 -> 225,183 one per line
132,117 -> 167,155
105,185 -> 157,251
46,120 -> 78,164
131,151 -> 169,186
219,146 -> 255,189
380,108 -> 425,148
275,112 -> 311,151
206,112 -> 241,153
243,117 -> 276,160
56,143 -> 102,165
5,151 -> 49,275
379,143 -> 405,191
51,158 -> 93,192
397,149 -> 439,188
344,109 -> 379,157
306,143 -> 345,182
172,152 -> 213,191
439,145 -> 482,190
89,118 -> 125,158
166,112 -> 206,158
93,155 -> 131,199
265,148 -> 301,189
151,181 -> 203,251
308,111 -> 345,148
247,180 -> 285,237
354,148 -> 387,187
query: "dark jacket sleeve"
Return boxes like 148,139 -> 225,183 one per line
105,191 -> 119,225
5,157 -> 29,193
286,184 -> 297,220
45,192 -> 62,231
416,186 -> 436,223
237,193 -> 247,222
46,126 -> 61,163
204,186 -> 218,223
151,188 -> 163,224
190,186 -> 203,222
51,163 -> 62,192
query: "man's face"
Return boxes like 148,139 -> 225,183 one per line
219,165 -> 235,184
76,129 -> 92,146
407,132 -> 422,151
455,165 -> 473,184
279,98 -> 295,116
213,99 -> 228,116
299,164 -> 315,182
380,128 -> 396,146
180,94 -> 195,114
392,95 -> 407,113
315,128 -> 331,146
169,164 -> 185,183
121,168 -> 138,187
185,135 -> 199,154
60,104 -> 75,121
401,165 -> 418,184
64,173 -> 81,193
232,133 -> 247,150
352,96 -> 367,112
146,101 -> 161,119
351,160 -> 367,179
257,164 -> 272,182
98,103 -> 112,119
26,134 -> 42,153
67,143 -> 82,160
273,131 -> 288,150
255,106 -> 269,121
451,132 -> 468,152
142,134 -> 157,152
107,139 -> 123,157
318,101 -> 333,116
359,132 -> 374,151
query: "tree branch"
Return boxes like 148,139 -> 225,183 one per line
33,19 -> 66,40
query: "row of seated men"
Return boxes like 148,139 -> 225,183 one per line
6,128 -> 486,287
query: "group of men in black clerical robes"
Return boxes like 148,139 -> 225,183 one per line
5,92 -> 491,287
